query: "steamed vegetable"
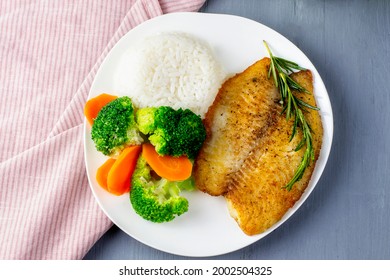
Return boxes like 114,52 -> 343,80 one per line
95,146 -> 141,195
84,93 -> 117,125
107,145 -> 141,195
130,154 -> 194,223
96,158 -> 116,191
91,96 -> 143,157
136,106 -> 206,159
86,95 -> 200,222
142,143 -> 192,181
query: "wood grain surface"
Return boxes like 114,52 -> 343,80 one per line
84,0 -> 390,260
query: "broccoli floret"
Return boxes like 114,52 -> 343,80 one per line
130,156 -> 190,223
91,96 -> 143,157
136,106 -> 206,159
172,109 -> 207,159
136,107 -> 158,134
136,106 -> 177,155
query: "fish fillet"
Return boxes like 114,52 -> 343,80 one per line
193,58 -> 280,196
226,70 -> 322,235
194,58 -> 323,235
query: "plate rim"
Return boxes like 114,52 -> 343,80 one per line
84,12 -> 334,257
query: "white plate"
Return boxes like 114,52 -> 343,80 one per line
84,12 -> 333,257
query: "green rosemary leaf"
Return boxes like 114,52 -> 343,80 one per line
281,104 -> 288,115
286,91 -> 292,120
263,40 -> 319,191
290,111 -> 299,141
275,57 -> 306,71
296,97 -> 320,111
286,75 -> 310,93
295,137 -> 306,151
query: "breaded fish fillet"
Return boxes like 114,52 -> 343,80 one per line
225,70 -> 323,235
193,57 -> 323,235
193,58 -> 280,196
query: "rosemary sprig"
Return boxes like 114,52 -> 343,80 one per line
263,41 -> 319,191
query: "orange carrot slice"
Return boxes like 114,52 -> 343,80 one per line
84,93 -> 117,125
107,145 -> 142,196
142,143 -> 192,181
96,158 -> 116,191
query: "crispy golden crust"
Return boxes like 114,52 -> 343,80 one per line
193,58 -> 279,196
225,70 -> 323,235
194,57 -> 323,235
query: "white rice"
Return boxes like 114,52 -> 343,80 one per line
113,32 -> 226,118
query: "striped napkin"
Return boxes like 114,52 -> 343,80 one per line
0,0 -> 206,260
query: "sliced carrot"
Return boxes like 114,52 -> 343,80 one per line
84,93 -> 117,125
96,158 -> 116,191
142,143 -> 192,181
107,145 -> 142,196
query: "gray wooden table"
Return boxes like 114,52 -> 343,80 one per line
84,0 -> 390,260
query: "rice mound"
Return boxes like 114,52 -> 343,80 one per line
113,32 -> 226,118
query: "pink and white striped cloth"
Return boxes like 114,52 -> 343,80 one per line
0,0 -> 206,260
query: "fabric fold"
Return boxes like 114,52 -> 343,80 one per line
1,125 -> 109,259
0,0 -> 206,260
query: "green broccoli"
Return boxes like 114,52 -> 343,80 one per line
91,96 -> 143,157
130,155 -> 192,223
136,106 -> 206,159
